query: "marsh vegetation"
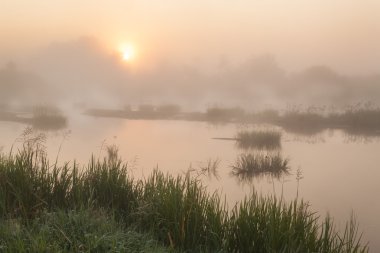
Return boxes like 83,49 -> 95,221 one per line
231,152 -> 290,183
85,103 -> 380,138
0,143 -> 368,252
0,105 -> 67,131
0,104 -> 378,250
235,130 -> 282,150
30,105 -> 68,130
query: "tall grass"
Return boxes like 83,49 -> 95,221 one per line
0,145 -> 140,220
136,171 -> 227,252
0,147 -> 369,252
0,209 -> 168,253
236,130 -> 282,150
226,197 -> 367,253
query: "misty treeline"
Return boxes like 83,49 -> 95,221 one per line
1,37 -> 380,111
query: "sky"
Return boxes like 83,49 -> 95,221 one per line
1,0 -> 380,110
1,0 -> 380,74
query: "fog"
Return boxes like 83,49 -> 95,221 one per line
1,0 -> 380,111
1,36 -> 380,111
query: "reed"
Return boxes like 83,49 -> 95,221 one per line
0,146 -> 140,220
135,171 -> 227,252
226,196 -> 367,253
0,147 -> 369,252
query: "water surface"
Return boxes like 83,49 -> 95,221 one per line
1,114 -> 379,250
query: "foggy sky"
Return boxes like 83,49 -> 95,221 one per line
1,1 -> 380,109
1,36 -> 379,111
1,0 -> 380,73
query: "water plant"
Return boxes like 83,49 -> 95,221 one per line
199,158 -> 221,180
31,105 -> 67,130
231,152 -> 290,182
205,106 -> 245,122
236,129 -> 282,150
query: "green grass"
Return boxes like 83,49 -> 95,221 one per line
226,197 -> 367,253
0,209 -> 169,253
135,171 -> 227,252
0,147 -> 369,252
0,144 -> 140,220
236,130 -> 282,150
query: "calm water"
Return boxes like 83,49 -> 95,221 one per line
1,113 -> 379,251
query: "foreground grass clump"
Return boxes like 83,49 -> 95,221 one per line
136,171 -> 227,252
0,145 -> 140,220
0,209 -> 168,253
236,130 -> 282,150
0,148 -> 369,252
226,198 -> 366,253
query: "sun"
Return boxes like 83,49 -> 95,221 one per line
120,44 -> 135,62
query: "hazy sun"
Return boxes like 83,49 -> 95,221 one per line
120,44 -> 135,62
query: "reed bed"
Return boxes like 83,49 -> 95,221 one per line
329,108 -> 380,132
0,147 -> 369,252
236,130 -> 282,150
265,105 -> 380,136
85,104 -> 380,138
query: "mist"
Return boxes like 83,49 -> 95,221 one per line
1,36 -> 379,111
1,0 -> 380,111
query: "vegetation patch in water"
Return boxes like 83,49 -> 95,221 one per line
236,130 -> 282,150
231,152 -> 290,181
205,106 -> 245,122
31,105 -> 67,130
